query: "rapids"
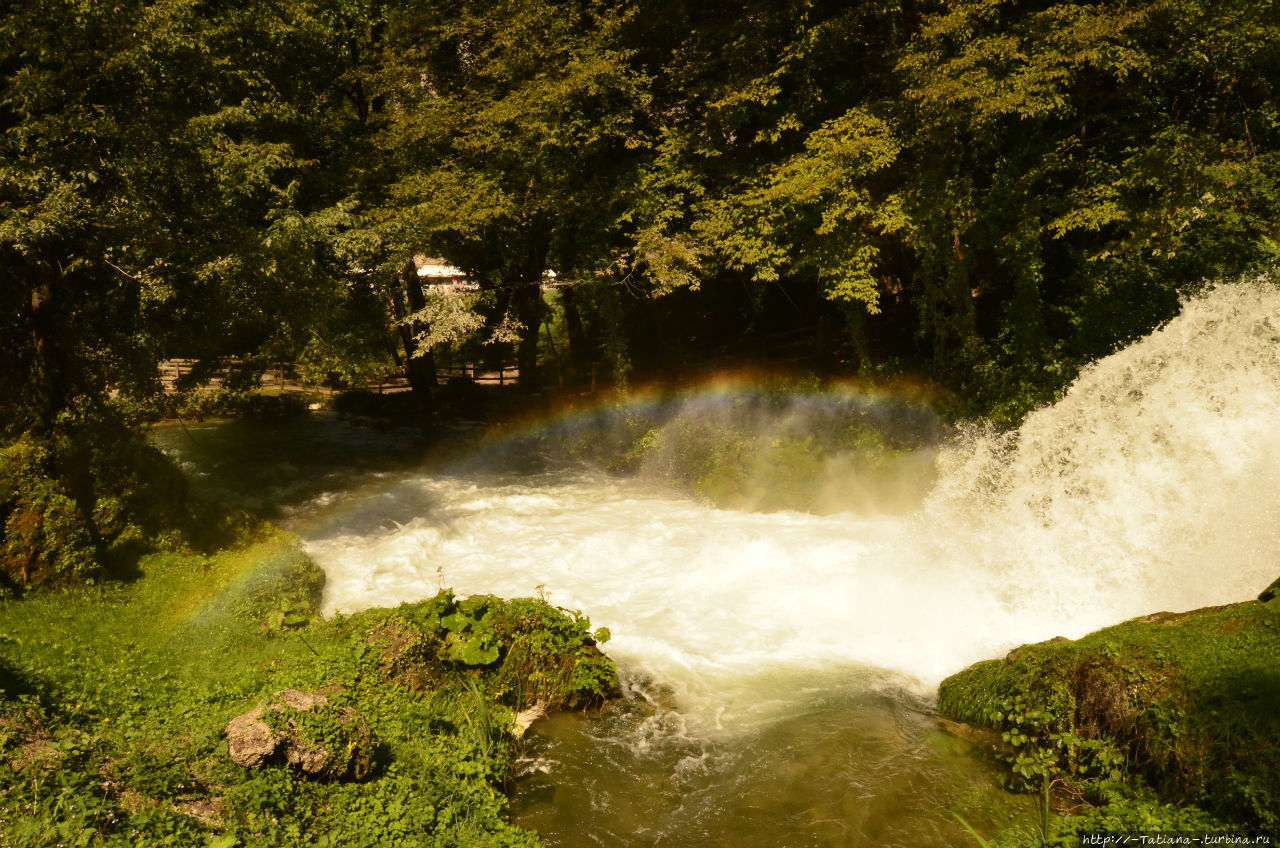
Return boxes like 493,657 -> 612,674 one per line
156,278 -> 1280,846
309,280 -> 1280,706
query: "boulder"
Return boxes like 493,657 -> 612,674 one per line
226,688 -> 374,780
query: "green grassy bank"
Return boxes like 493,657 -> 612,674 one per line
938,580 -> 1280,844
0,531 -> 617,847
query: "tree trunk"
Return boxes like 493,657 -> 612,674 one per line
29,277 -> 68,432
513,238 -> 549,393
513,282 -> 544,392
560,286 -> 592,385
393,262 -> 436,419
900,0 -> 920,39
29,271 -> 100,543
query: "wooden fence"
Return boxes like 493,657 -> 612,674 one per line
158,358 -> 518,395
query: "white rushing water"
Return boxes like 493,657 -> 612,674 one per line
305,279 -> 1280,735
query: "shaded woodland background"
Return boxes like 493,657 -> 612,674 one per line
3,0 -> 1279,428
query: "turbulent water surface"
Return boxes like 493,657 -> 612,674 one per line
156,280 -> 1280,847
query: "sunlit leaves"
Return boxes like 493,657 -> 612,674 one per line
403,292 -> 487,352
890,0 -> 1280,414
900,0 -> 1158,124
696,108 -> 908,309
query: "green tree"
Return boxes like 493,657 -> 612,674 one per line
896,0 -> 1280,416
346,0 -> 652,392
602,0 -> 915,373
1,0 -> 365,427
0,0 -> 358,581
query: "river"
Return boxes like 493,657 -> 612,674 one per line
153,279 -> 1280,846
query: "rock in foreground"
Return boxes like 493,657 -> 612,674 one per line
227,688 -> 374,780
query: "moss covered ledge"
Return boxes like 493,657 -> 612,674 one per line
938,583 -> 1280,837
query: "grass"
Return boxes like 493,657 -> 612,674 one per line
937,591 -> 1280,842
0,531 -> 617,847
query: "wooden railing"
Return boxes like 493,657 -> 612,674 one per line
158,358 -> 519,395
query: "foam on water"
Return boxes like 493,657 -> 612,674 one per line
306,278 -> 1280,734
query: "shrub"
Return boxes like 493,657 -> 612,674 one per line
232,544 -> 327,632
0,417 -> 246,590
0,440 -> 98,588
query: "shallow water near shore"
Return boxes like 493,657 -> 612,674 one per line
156,281 -> 1280,846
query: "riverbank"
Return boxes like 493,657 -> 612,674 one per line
0,529 -> 617,847
937,579 -> 1280,842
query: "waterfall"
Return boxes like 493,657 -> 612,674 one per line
308,277 -> 1280,729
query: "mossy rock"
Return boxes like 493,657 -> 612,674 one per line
355,591 -> 620,710
365,615 -> 442,692
226,688 -> 375,781
0,440 -> 99,588
938,598 -> 1280,834
1,422 -> 243,590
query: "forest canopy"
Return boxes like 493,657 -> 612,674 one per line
3,0 -> 1278,430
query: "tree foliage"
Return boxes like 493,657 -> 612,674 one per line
0,0 -> 359,431
3,0 -> 1278,430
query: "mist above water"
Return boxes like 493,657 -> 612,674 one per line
309,278 -> 1280,727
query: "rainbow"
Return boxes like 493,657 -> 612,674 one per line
471,368 -> 948,454
159,368 -> 949,622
